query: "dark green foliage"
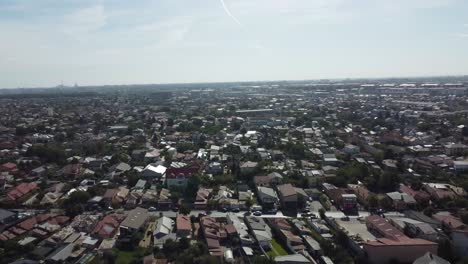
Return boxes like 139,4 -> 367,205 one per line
26,145 -> 65,163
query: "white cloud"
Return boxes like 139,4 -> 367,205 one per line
62,5 -> 107,40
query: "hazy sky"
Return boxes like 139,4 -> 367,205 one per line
1,0 -> 467,88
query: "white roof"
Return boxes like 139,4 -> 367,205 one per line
144,164 -> 167,174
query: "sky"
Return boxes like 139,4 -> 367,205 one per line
0,0 -> 467,88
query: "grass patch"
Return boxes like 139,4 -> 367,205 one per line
266,239 -> 288,258
114,248 -> 148,264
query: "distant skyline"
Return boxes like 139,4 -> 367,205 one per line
1,0 -> 468,88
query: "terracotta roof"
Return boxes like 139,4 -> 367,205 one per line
277,183 -> 296,197
432,213 -> 465,229
176,214 -> 191,231
18,217 -> 38,231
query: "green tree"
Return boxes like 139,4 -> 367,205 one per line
367,194 -> 379,209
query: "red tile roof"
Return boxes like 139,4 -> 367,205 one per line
176,214 -> 191,231
432,214 -> 465,229
18,217 -> 38,231
7,182 -> 38,201
1,162 -> 17,171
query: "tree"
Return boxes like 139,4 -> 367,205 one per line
319,208 -> 326,219
62,190 -> 91,216
460,211 -> 468,225
378,172 -> 399,192
379,197 -> 393,210
367,194 -> 378,210
462,126 -> 468,137
179,204 -> 191,215
245,197 -> 253,209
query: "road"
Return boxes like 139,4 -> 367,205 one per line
150,210 -> 291,219
150,209 -> 404,220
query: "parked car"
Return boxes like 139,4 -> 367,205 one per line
253,211 -> 262,216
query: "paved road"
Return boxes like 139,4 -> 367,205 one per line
151,210 -> 291,219
151,209 -> 404,220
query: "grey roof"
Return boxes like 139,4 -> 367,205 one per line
257,187 -> 278,199
405,210 -> 441,227
113,162 -> 131,172
0,208 -> 15,221
121,207 -> 148,230
413,252 -> 451,264
48,243 -> 74,262
304,235 -> 321,251
134,179 -> 147,189
275,254 -> 311,263
246,216 -> 268,231
10,260 -> 39,264
387,192 -> 416,203
267,172 -> 283,179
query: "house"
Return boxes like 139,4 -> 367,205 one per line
451,229 -> 468,257
344,144 -> 360,155
277,183 -> 309,211
257,187 -> 279,209
134,179 -> 147,190
0,162 -> 17,173
277,184 -> 298,211
245,216 -> 272,249
142,164 -> 166,180
254,176 -> 273,187
144,149 -> 161,163
7,182 -> 38,201
453,160 -> 468,172
206,162 -> 223,175
157,188 -> 173,210
59,163 -> 84,178
110,162 -> 131,174
413,252 -> 451,264
92,213 -> 127,238
132,149 -> 146,161
303,235 -> 322,257
226,213 -> 254,245
444,143 -> 467,156
432,212 -> 465,230
279,228 -> 305,252
40,192 -> 62,205
165,167 -> 196,188
0,209 -> 16,224
399,184 -> 431,204
119,207 -> 149,236
30,166 -> 47,177
389,217 -> 439,242
240,161 -> 258,175
363,215 -> 438,264
275,254 -> 312,264
386,192 -> 417,210
194,188 -> 212,210
113,187 -> 130,205
176,214 -> 192,237
200,216 -> 227,256
423,183 -> 456,201
154,216 -> 175,247
102,189 -> 119,207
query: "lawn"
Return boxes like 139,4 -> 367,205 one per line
266,239 -> 288,258
114,248 -> 148,264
